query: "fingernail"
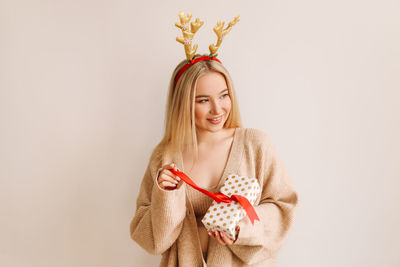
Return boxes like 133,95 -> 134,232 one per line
176,176 -> 181,181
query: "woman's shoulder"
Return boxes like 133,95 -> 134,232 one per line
148,142 -> 179,167
149,142 -> 166,162
239,127 -> 272,148
143,142 -> 172,180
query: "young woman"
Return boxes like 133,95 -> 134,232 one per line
129,54 -> 298,266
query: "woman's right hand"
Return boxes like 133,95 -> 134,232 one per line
157,163 -> 183,190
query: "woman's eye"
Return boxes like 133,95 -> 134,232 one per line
221,93 -> 229,98
198,99 -> 208,103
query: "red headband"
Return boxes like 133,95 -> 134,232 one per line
174,55 -> 222,85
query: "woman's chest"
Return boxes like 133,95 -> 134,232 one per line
182,144 -> 232,189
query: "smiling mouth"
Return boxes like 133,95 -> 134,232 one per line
207,115 -> 224,123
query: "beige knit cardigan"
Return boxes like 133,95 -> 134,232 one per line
130,128 -> 298,267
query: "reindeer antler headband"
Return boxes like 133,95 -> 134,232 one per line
174,11 -> 240,85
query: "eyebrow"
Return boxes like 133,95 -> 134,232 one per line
195,88 -> 228,98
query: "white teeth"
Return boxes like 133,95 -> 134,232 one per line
210,117 -> 221,120
208,116 -> 222,122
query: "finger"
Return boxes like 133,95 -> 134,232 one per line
160,181 -> 177,189
161,163 -> 175,170
216,232 -> 227,245
160,164 -> 181,180
208,231 -> 216,240
235,226 -> 240,240
163,170 -> 181,182
214,231 -> 225,245
166,163 -> 181,174
160,168 -> 179,179
159,172 -> 179,182
160,171 -> 181,182
170,163 -> 178,172
219,231 -> 233,244
161,181 -> 177,187
163,163 -> 176,171
158,175 -> 179,185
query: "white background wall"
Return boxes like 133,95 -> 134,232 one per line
1,0 -> 399,266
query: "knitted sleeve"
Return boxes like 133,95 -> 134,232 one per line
129,146 -> 186,255
228,129 -> 298,265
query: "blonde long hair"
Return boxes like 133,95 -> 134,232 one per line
157,54 -> 242,161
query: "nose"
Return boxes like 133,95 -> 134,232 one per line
210,99 -> 222,115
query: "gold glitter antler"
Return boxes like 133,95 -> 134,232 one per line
175,11 -> 204,61
209,15 -> 240,57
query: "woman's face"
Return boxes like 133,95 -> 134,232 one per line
194,71 -> 232,133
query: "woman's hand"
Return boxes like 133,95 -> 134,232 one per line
208,226 -> 240,245
157,163 -> 183,190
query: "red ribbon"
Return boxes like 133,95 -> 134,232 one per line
170,169 -> 260,225
174,56 -> 222,85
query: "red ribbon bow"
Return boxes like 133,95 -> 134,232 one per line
170,169 -> 260,225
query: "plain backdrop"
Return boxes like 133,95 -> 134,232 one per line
1,0 -> 399,266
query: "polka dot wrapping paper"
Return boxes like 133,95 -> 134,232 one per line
201,174 -> 261,240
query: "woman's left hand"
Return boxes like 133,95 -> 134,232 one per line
208,226 -> 239,245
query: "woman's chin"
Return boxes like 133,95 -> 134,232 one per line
198,124 -> 225,133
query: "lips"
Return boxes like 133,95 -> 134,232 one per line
207,115 -> 223,124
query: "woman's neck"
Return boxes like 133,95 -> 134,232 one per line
196,128 -> 234,146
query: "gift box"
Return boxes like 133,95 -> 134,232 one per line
201,174 -> 261,240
